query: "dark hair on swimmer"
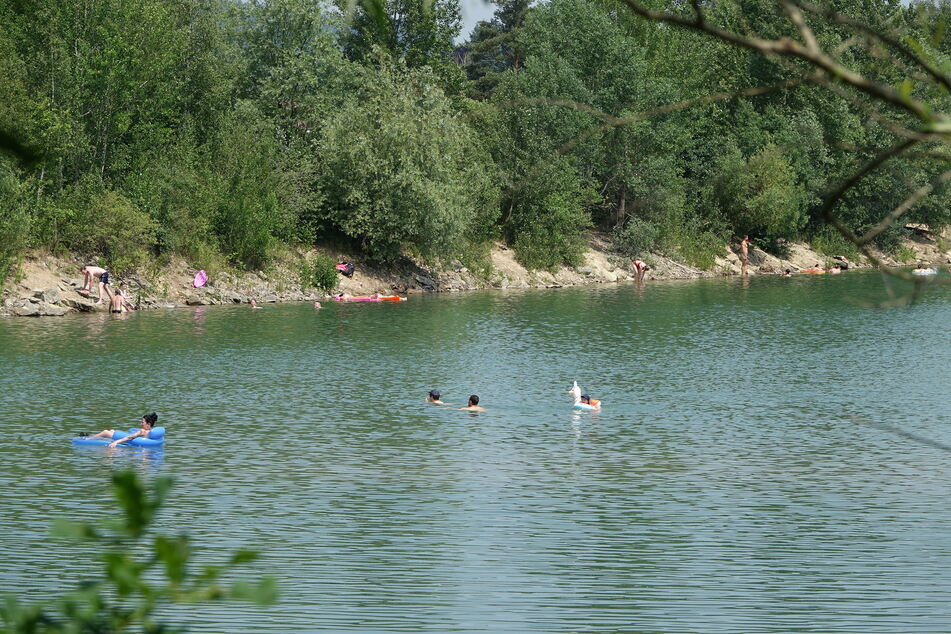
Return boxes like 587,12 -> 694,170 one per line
581,394 -> 590,401
429,390 -> 441,400
144,412 -> 158,426
468,395 -> 479,405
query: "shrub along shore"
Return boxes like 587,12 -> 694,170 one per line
3,231 -> 948,318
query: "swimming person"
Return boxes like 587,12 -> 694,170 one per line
580,394 -> 602,410
569,381 -> 602,409
427,390 -> 444,405
82,413 -> 159,448
459,395 -> 485,412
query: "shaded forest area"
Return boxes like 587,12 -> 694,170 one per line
2,0 -> 950,283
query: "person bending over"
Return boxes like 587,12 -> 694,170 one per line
83,413 -> 159,448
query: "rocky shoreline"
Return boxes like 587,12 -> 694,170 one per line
3,229 -> 950,318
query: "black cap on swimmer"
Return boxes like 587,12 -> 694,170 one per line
581,394 -> 590,400
429,390 -> 441,400
144,412 -> 158,425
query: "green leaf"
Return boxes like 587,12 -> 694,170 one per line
230,577 -> 278,606
52,519 -> 100,541
155,534 -> 191,584
898,78 -> 914,101
227,549 -> 260,566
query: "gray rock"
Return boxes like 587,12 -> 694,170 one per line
14,301 -> 69,317
61,295 -> 98,312
37,288 -> 61,304
414,274 -> 437,288
262,294 -> 279,303
577,266 -> 594,275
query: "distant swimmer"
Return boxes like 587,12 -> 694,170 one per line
580,394 -> 601,409
459,395 -> 485,412
314,301 -> 322,309
569,380 -> 602,409
250,299 -> 262,309
427,389 -> 445,405
82,412 -> 159,448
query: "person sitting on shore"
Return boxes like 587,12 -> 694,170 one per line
427,389 -> 445,405
82,413 -> 159,448
460,395 -> 485,412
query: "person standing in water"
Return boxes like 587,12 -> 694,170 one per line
739,236 -> 752,276
632,259 -> 650,283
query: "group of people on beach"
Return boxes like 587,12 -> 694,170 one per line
79,265 -> 135,313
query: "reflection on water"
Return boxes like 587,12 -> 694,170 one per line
1,272 -> 951,632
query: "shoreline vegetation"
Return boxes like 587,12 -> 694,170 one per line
4,0 -> 951,318
3,229 -> 949,317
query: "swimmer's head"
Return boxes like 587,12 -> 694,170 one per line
143,412 -> 158,427
581,394 -> 591,403
429,389 -> 441,401
468,394 -> 479,406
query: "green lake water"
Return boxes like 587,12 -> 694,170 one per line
2,271 -> 951,632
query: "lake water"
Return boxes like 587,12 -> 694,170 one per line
2,271 -> 951,632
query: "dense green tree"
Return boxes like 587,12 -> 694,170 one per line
317,58 -> 499,262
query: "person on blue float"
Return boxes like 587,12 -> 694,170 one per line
427,389 -> 444,405
82,412 -> 159,448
